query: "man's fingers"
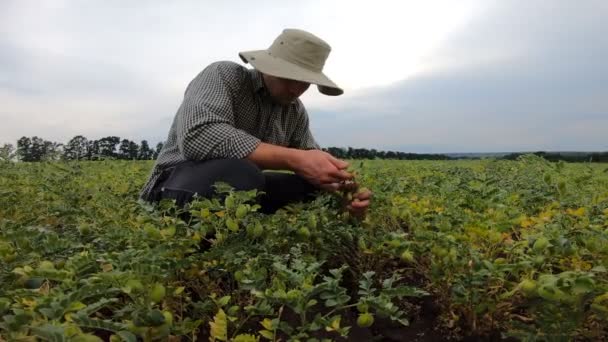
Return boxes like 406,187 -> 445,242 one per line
319,174 -> 342,184
328,155 -> 349,170
355,190 -> 372,200
347,205 -> 367,219
319,183 -> 340,192
351,199 -> 370,208
328,168 -> 352,181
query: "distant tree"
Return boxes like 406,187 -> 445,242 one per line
118,139 -> 131,160
118,139 -> 139,160
154,142 -> 164,159
30,137 -> 47,161
325,147 -> 346,159
128,141 -> 139,160
63,135 -> 89,160
97,136 -> 120,159
87,140 -> 100,160
42,141 -> 63,161
370,149 -> 378,159
0,143 -> 16,162
138,140 -> 154,160
16,136 -> 60,161
17,137 -> 33,161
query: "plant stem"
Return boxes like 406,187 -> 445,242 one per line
321,303 -> 359,320
231,313 -> 253,339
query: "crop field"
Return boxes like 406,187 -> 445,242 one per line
1,156 -> 607,341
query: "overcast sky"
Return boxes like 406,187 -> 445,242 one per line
1,0 -> 606,153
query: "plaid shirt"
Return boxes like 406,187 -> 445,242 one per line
140,61 -> 320,200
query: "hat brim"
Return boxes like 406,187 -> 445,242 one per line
239,50 -> 343,96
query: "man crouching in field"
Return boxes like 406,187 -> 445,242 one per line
140,28 -> 371,216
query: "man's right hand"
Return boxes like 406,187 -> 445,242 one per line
289,149 -> 352,187
247,143 -> 352,187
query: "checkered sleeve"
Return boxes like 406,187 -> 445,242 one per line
289,105 -> 320,150
176,62 -> 261,160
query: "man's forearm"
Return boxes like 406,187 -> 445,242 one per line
246,142 -> 302,171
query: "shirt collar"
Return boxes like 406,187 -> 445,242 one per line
249,68 -> 266,94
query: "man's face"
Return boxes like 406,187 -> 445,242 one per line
262,74 -> 311,106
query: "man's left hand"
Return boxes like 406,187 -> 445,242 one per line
319,183 -> 372,219
346,188 -> 372,219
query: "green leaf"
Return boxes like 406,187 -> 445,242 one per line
325,299 -> 337,307
31,324 -> 67,342
116,331 -> 138,342
382,286 -> 429,298
226,218 -> 239,232
306,299 -> 318,308
72,314 -> 126,333
217,295 -> 231,307
572,277 -> 595,295
76,298 -> 118,316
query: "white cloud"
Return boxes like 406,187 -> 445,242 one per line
1,0 -> 607,153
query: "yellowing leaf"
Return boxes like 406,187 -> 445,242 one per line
161,225 -> 176,237
325,316 -> 341,332
67,301 -> 87,312
567,207 -> 586,217
539,210 -> 553,222
258,330 -> 274,340
21,298 -> 37,309
233,334 -> 259,342
192,232 -> 201,242
101,263 -> 113,272
519,216 -> 534,228
209,308 -> 228,341
215,211 -> 225,218
260,318 -> 273,331
12,267 -> 28,276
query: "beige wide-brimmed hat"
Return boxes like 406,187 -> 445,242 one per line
239,28 -> 343,96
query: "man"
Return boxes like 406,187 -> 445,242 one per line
140,28 -> 371,216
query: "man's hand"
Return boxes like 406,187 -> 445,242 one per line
289,149 -> 352,186
346,187 -> 372,219
321,181 -> 373,219
247,143 -> 371,218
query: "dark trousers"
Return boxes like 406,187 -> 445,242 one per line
150,159 -> 318,214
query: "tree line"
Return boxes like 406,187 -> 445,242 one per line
1,136 -> 606,163
0,136 -> 453,162
0,136 -> 164,162
501,151 -> 608,163
322,147 -> 451,160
